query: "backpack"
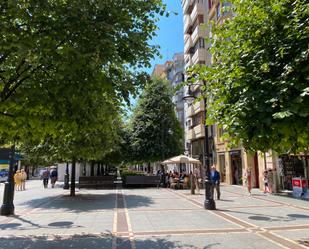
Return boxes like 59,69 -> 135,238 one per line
51,170 -> 57,178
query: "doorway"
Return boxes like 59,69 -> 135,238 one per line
231,151 -> 242,185
218,154 -> 226,182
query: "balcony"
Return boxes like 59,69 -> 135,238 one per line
186,99 -> 205,117
182,0 -> 193,15
191,25 -> 207,45
183,14 -> 192,34
190,1 -> 204,23
192,47 -> 206,65
193,99 -> 205,113
184,53 -> 193,68
186,124 -> 205,141
184,35 -> 193,54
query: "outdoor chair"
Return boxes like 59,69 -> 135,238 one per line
170,178 -> 178,189
182,177 -> 190,189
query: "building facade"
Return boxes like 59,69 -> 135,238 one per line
182,0 -> 213,181
182,0 -> 262,187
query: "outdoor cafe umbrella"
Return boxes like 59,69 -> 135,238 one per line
161,155 -> 201,165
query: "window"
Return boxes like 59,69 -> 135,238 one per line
186,119 -> 192,128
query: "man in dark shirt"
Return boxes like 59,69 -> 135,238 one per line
210,166 -> 221,200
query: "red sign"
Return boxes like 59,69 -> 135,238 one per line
293,179 -> 308,188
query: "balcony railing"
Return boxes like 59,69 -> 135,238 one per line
182,0 -> 193,15
186,124 -> 205,140
184,35 -> 193,54
192,47 -> 206,64
191,25 -> 207,45
183,14 -> 192,34
190,1 -> 204,23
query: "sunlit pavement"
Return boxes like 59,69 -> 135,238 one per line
0,180 -> 309,249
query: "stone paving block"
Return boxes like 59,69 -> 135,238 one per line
134,233 -> 283,249
223,205 -> 309,228
273,229 -> 309,243
0,234 -> 114,249
129,210 -> 239,232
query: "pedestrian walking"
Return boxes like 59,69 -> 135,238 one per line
194,167 -> 201,194
20,169 -> 27,191
42,168 -> 50,188
50,168 -> 58,188
244,169 -> 252,195
263,170 -> 269,193
14,170 -> 22,191
210,166 -> 221,200
268,169 -> 274,194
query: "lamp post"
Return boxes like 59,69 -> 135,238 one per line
183,83 -> 216,210
0,145 -> 15,216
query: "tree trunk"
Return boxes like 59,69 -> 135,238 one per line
97,162 -> 101,176
31,166 -> 35,177
25,166 -> 30,180
70,158 -> 76,197
101,164 -> 104,175
148,162 -> 151,174
90,161 -> 94,176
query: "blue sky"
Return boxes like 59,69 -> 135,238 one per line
127,1 -> 184,111
146,0 -> 184,74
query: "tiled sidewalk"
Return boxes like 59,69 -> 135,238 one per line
0,181 -> 309,249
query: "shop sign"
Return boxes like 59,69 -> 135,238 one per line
292,177 -> 308,198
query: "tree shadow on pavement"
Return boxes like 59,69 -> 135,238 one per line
20,193 -> 154,213
0,234 -> 216,249
223,209 -> 309,222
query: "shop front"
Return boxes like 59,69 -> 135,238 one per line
230,150 -> 243,185
278,155 -> 309,191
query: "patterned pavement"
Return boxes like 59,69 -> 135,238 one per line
0,180 -> 309,249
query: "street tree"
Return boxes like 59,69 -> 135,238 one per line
0,0 -> 165,103
129,77 -> 183,169
0,0 -> 167,143
194,0 -> 309,153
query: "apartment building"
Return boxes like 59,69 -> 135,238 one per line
182,0 -> 210,183
182,0 -> 261,187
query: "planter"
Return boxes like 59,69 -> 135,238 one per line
123,175 -> 161,188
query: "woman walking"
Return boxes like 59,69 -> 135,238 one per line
244,169 -> 252,195
20,169 -> 27,191
263,170 -> 269,194
14,170 -> 22,191
268,169 -> 274,194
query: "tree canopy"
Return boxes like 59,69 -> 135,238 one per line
0,0 -> 166,143
194,0 -> 309,153
129,77 -> 183,163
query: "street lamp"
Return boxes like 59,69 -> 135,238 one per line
0,145 -> 15,216
183,83 -> 216,210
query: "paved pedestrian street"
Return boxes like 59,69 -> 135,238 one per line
0,181 -> 309,249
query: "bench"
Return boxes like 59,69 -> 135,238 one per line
79,176 -> 116,189
124,175 -> 161,187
